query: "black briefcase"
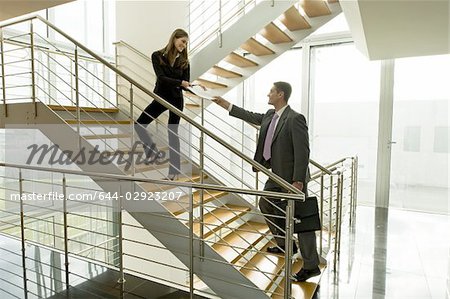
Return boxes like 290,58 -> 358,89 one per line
293,196 -> 321,233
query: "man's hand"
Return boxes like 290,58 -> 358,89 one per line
212,96 -> 231,110
292,181 -> 303,191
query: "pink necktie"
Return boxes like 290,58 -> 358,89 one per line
263,113 -> 279,160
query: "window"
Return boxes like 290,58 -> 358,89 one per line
403,126 -> 421,152
434,126 -> 449,153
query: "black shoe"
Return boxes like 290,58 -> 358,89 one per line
267,244 -> 298,254
292,267 -> 321,282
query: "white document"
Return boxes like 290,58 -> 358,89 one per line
186,85 -> 216,100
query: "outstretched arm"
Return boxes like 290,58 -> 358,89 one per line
213,96 -> 265,126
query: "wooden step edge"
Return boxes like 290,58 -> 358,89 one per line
241,38 -> 275,56
224,52 -> 259,68
83,133 -> 131,140
66,119 -> 131,125
48,105 -> 119,113
194,78 -> 228,89
300,0 -> 332,18
185,103 -> 201,108
271,263 -> 326,299
122,159 -> 190,175
139,174 -> 207,193
239,242 -> 285,292
168,190 -> 228,216
280,6 -> 311,31
196,205 -> 250,238
208,65 -> 243,78
260,22 -> 293,44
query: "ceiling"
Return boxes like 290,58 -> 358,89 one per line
0,0 -> 74,22
341,0 -> 449,60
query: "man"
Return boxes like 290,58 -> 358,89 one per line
213,82 -> 320,282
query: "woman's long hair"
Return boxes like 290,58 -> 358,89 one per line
159,28 -> 189,69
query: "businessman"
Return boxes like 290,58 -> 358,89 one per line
213,82 -> 320,282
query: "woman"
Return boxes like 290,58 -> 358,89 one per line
135,28 -> 194,180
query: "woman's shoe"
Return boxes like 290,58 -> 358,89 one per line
163,173 -> 179,181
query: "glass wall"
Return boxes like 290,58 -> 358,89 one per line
309,43 -> 381,205
390,55 -> 450,214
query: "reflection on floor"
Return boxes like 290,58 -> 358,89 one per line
316,206 -> 449,299
1,206 -> 448,298
0,234 -> 206,299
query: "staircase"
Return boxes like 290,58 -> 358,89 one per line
0,10 -> 356,299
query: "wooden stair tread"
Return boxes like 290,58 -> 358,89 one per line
280,6 -> 311,31
300,0 -> 331,17
271,262 -> 326,299
213,222 -> 269,264
66,119 -> 131,125
208,66 -> 243,78
223,52 -> 258,68
194,78 -> 227,89
121,159 -> 189,175
139,174 -> 204,193
48,105 -> 119,113
239,242 -> 285,291
164,190 -> 227,216
193,204 -> 250,238
260,22 -> 293,44
241,38 -> 275,56
83,133 -> 131,140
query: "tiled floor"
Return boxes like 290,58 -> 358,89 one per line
0,206 -> 448,298
316,206 -> 449,299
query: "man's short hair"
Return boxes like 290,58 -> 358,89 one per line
273,81 -> 292,101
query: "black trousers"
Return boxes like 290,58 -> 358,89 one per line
135,97 -> 183,175
259,184 -> 320,270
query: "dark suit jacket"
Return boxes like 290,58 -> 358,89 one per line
230,105 -> 310,191
151,51 -> 190,102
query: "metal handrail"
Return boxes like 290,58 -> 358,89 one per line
0,162 -> 302,201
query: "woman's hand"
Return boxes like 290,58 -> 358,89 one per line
181,80 -> 190,88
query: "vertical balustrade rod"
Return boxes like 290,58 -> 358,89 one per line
189,192 -> 194,298
117,184 -> 125,299
0,28 -> 7,117
30,21 -> 37,117
319,173 -> 324,254
62,175 -> 70,295
74,47 -> 81,149
19,170 -> 28,299
337,172 -> 344,257
328,175 -> 333,259
349,158 -> 355,225
218,0 -> 223,48
354,156 -> 358,220
199,98 -> 205,259
333,172 -> 342,270
130,84 -> 135,176
284,200 -> 294,299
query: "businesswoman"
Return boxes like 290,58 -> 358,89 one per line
135,28 -> 193,180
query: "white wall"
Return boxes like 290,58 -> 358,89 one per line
116,1 -> 188,58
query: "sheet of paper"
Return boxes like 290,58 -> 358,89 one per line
187,85 -> 216,100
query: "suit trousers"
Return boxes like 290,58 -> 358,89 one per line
135,97 -> 183,175
259,185 -> 320,270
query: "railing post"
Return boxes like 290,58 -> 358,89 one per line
74,46 -> 81,148
30,20 -> 37,117
337,172 -> 344,257
0,28 -> 7,117
188,192 -> 195,298
117,184 -> 125,299
284,199 -> 294,299
199,97 -> 205,259
19,170 -> 28,299
218,0 -> 223,48
115,45 -> 119,107
62,175 -> 70,295
328,175 -> 333,263
319,173 -> 324,255
333,172 -> 342,271
130,84 -> 135,176
353,156 -> 358,220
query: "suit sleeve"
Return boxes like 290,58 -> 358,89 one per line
151,52 -> 183,88
292,114 -> 310,183
181,63 -> 190,91
229,105 -> 265,126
